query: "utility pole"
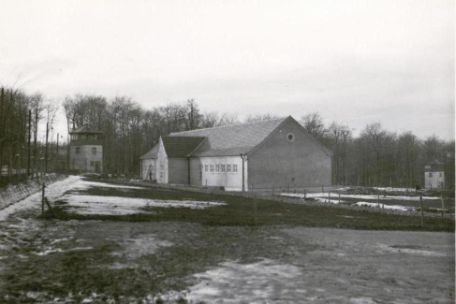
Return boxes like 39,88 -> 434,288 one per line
33,108 -> 38,176
45,122 -> 49,174
27,110 -> 31,176
56,133 -> 59,170
56,133 -> 59,155
0,88 -> 4,173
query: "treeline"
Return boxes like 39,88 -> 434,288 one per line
301,113 -> 455,190
2,88 -> 454,190
0,87 -> 55,176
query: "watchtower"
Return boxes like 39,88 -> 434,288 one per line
69,126 -> 103,173
424,161 -> 444,190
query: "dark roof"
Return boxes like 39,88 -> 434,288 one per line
140,144 -> 159,159
162,136 -> 206,158
425,161 -> 444,172
69,125 -> 103,134
169,117 -> 287,156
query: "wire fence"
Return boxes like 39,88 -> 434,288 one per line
0,174 -> 63,210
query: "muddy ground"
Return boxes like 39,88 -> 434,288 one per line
0,177 -> 453,303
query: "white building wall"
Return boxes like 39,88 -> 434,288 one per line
424,171 -> 445,189
199,156 -> 247,191
140,159 -> 156,181
156,137 -> 168,184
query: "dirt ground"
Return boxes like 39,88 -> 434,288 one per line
0,177 -> 454,303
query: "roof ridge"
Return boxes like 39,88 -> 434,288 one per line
170,116 -> 287,135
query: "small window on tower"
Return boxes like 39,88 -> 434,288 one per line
92,147 -> 97,155
210,164 -> 214,172
233,164 -> 238,172
216,164 -> 220,172
227,164 -> 231,172
221,164 -> 225,172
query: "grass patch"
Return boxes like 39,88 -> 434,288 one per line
50,183 -> 454,232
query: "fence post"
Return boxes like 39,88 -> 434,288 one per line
440,190 -> 445,218
253,196 -> 257,226
419,193 -> 424,228
41,183 -> 45,215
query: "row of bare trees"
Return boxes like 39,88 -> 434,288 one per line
63,96 -> 239,175
301,113 -> 454,190
0,87 -> 58,177
2,88 -> 452,189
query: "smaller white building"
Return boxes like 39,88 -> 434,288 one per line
139,137 -> 168,184
424,162 -> 445,190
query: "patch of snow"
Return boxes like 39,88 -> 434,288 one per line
377,244 -> 446,257
313,197 -> 344,204
187,258 -> 301,303
336,187 -> 352,191
34,246 -> 93,256
114,234 -> 173,259
60,194 -> 226,215
281,192 -> 438,202
70,180 -> 146,191
354,202 -> 411,212
373,187 -> 415,193
280,192 -> 306,198
350,297 -> 377,304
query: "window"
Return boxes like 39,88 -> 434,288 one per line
287,132 -> 295,142
428,172 -> 433,178
233,164 -> 238,172
439,172 -> 443,177
221,164 -> 225,172
205,164 -> 208,172
91,147 -> 97,155
216,164 -> 220,172
75,146 -> 80,154
227,164 -> 231,172
210,164 -> 214,172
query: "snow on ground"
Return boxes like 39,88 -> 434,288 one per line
60,194 -> 226,215
187,258 -> 303,303
281,192 -> 439,201
313,197 -> 344,204
305,192 -> 439,201
69,179 -> 146,191
376,243 -> 447,257
112,234 -> 173,260
354,201 -> 411,212
0,175 -> 82,221
280,192 -> 418,211
373,187 -> 416,193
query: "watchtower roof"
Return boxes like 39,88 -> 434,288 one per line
69,125 -> 103,134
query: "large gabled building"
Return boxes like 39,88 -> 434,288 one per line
140,116 -> 332,191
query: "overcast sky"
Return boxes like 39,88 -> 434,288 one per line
1,0 -> 454,141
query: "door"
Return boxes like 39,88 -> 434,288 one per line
94,162 -> 101,173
